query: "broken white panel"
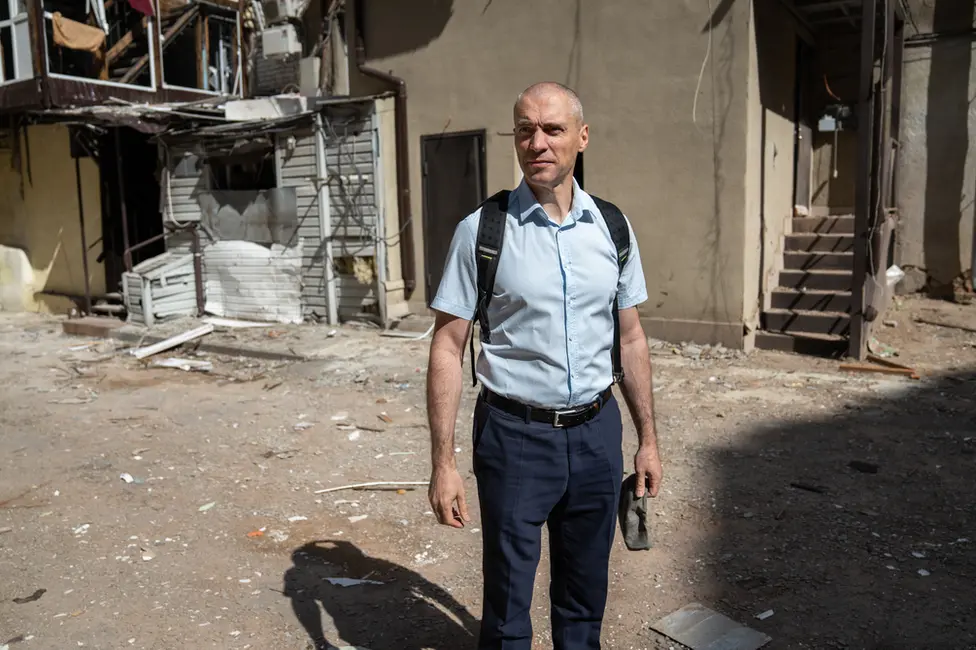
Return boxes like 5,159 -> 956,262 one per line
123,252 -> 197,327
203,240 -> 303,324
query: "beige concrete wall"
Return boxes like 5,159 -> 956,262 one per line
350,0 -> 758,347
896,0 -> 976,294
754,0 -> 797,314
374,96 -> 410,320
0,124 -> 104,313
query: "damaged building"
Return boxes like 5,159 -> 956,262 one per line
0,0 -> 409,326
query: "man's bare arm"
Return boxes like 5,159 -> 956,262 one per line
426,311 -> 472,527
617,306 -> 663,497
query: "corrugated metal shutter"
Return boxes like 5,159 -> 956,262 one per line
163,148 -> 206,256
277,128 -> 324,319
323,107 -> 380,319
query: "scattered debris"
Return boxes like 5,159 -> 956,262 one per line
377,413 -> 394,424
755,609 -> 774,621
73,524 -> 90,536
883,320 -> 898,328
849,460 -> 880,474
151,358 -> 213,373
912,551 -> 925,559
12,589 -> 46,605
293,421 -> 315,432
347,431 -> 361,441
0,526 -> 12,535
348,515 -> 368,523
651,602 -> 771,650
263,381 -> 283,391
331,412 -> 349,421
287,516 -> 308,522
49,394 -> 97,405
262,449 -> 299,460
202,317 -> 276,329
119,473 -> 142,484
790,482 -> 826,494
326,577 -> 384,587
246,530 -> 265,538
314,481 -> 429,494
141,549 -> 155,562
918,569 -> 931,577
130,324 -> 215,360
914,317 -> 976,334
198,502 -> 216,512
840,361 -> 919,379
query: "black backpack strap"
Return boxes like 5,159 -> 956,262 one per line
589,194 -> 631,385
469,190 -> 510,387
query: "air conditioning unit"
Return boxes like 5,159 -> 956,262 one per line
261,0 -> 302,22
261,24 -> 302,57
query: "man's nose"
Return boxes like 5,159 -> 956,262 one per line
528,130 -> 547,152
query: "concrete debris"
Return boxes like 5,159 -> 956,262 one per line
198,502 -> 216,512
651,602 -> 771,650
755,609 -> 774,621
151,358 -> 213,372
131,324 -> 214,360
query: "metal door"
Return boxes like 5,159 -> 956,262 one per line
421,130 -> 487,305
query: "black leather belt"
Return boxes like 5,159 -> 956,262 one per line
481,386 -> 613,428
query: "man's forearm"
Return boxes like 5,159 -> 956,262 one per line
619,336 -> 658,450
426,346 -> 464,470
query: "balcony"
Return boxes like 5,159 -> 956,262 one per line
0,0 -> 243,110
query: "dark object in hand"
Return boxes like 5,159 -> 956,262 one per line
618,473 -> 652,551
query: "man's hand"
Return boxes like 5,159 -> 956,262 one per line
429,467 -> 470,528
634,445 -> 663,498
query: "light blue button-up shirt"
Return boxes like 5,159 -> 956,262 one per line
431,178 -> 648,409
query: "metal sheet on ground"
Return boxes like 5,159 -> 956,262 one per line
651,603 -> 771,650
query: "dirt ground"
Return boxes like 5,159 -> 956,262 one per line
1,295 -> 975,650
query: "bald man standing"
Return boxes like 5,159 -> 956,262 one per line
425,82 -> 663,650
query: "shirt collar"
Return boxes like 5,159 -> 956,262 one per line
512,177 -> 596,227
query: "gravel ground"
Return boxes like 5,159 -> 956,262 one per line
1,295 -> 975,649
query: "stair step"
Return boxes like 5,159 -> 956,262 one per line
755,331 -> 847,357
770,289 -> 852,312
792,216 -> 855,234
104,292 -> 123,301
762,308 -> 850,336
778,269 -> 852,291
785,233 -> 854,253
784,251 -> 853,271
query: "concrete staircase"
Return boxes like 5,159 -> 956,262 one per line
755,214 -> 853,357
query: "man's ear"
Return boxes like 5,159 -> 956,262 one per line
578,124 -> 589,152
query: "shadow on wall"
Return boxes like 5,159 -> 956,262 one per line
283,540 -> 479,650
923,0 -> 976,296
700,367 -> 976,646
357,0 -> 453,60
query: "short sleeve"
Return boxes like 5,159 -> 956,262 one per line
430,212 -> 480,319
616,216 -> 648,310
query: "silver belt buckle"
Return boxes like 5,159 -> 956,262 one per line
552,408 -> 576,428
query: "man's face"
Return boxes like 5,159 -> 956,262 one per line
514,91 -> 588,190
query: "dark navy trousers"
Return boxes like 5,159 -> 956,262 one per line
472,393 -> 624,650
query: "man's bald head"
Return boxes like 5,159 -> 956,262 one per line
514,82 -> 584,126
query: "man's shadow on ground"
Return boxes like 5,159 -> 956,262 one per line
283,540 -> 479,650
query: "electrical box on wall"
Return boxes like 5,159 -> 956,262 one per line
261,24 -> 302,57
261,0 -> 302,22
817,103 -> 856,132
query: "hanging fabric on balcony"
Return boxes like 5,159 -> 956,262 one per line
52,12 -> 107,53
127,0 -> 156,16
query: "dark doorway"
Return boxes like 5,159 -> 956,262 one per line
99,128 -> 165,293
421,130 -> 486,304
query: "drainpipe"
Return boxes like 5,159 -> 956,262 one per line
353,11 -> 416,296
